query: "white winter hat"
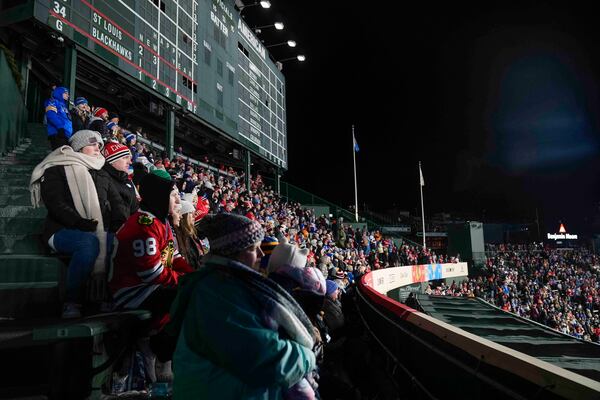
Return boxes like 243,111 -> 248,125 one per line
267,237 -> 309,274
180,200 -> 195,215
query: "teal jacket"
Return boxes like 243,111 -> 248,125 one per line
172,256 -> 316,399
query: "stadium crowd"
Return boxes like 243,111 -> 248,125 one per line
427,244 -> 600,343
37,84 -> 600,398
35,86 -> 432,398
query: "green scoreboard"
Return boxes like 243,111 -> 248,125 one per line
34,0 -> 287,168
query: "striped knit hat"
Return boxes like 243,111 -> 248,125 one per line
197,213 -> 264,257
102,142 -> 131,164
259,236 -> 279,269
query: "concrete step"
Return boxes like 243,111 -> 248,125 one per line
1,176 -> 33,186
0,206 -> 46,218
0,186 -> 30,195
0,193 -> 34,207
0,165 -> 35,173
0,233 -> 47,255
0,217 -> 44,235
0,254 -> 65,319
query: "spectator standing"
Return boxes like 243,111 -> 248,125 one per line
88,107 -> 109,137
45,86 -> 73,149
70,97 -> 91,133
168,213 -> 316,399
30,130 -> 125,318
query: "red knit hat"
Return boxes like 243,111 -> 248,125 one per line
93,107 -> 108,118
102,142 -> 131,164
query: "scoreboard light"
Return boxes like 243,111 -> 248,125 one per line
35,0 -> 287,168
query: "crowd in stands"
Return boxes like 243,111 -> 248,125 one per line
427,244 -> 600,343
36,85 -> 427,398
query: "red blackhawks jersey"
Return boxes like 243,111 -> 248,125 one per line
110,210 -> 192,309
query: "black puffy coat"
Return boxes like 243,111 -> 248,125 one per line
102,162 -> 139,216
40,165 -> 128,243
323,297 -> 345,337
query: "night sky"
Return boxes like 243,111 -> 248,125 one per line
244,2 -> 600,234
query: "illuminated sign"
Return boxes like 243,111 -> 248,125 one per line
547,233 -> 578,240
547,224 -> 577,240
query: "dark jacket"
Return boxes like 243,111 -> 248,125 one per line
323,297 -> 345,336
70,109 -> 89,133
88,116 -> 108,137
40,165 -> 128,243
102,162 -> 139,216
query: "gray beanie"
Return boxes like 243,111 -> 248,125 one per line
197,213 -> 264,256
69,129 -> 104,152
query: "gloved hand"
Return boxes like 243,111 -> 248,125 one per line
88,272 -> 108,303
75,218 -> 98,232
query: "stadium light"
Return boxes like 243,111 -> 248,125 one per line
238,0 -> 271,16
275,54 -> 306,70
278,55 -> 305,62
266,40 -> 296,48
254,22 -> 284,34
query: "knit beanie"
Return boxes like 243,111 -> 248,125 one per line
259,236 -> 279,270
93,107 -> 108,118
102,142 -> 131,164
196,213 -> 264,257
106,121 -> 118,131
139,169 -> 174,221
125,132 -> 136,143
326,280 -> 339,297
74,97 -> 88,106
180,200 -> 195,215
69,129 -> 104,152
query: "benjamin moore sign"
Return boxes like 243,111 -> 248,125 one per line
547,233 -> 578,240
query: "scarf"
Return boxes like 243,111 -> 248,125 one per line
30,145 -> 108,273
169,255 -> 316,352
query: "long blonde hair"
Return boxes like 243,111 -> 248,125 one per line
175,212 -> 197,261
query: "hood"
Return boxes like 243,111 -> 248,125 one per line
52,87 -> 69,104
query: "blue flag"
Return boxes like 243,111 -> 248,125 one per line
353,134 -> 360,152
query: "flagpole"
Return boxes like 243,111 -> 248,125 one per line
419,161 -> 426,249
352,125 -> 359,223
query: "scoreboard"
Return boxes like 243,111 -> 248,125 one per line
33,0 -> 287,168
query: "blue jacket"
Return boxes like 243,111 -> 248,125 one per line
172,256 -> 316,399
45,87 -> 73,139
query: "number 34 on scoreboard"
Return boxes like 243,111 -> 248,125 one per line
52,1 -> 67,32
